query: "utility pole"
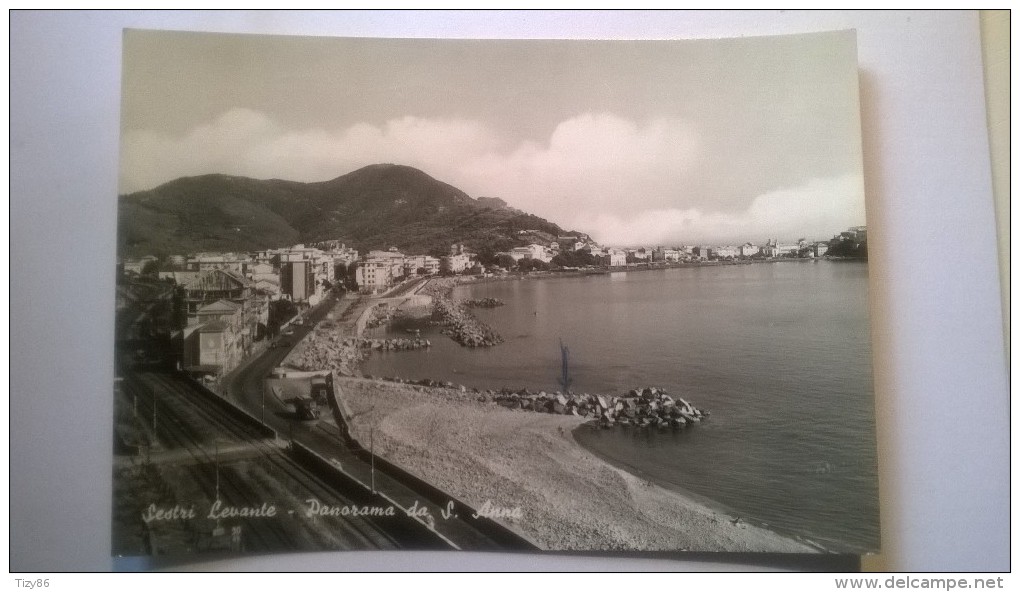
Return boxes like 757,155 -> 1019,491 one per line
559,339 -> 572,393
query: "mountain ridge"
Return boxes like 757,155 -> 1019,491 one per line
117,164 -> 579,259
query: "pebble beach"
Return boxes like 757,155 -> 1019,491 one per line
333,376 -> 817,552
284,282 -> 820,552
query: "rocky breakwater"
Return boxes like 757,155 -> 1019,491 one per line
365,304 -> 399,329
368,375 -> 480,397
421,280 -> 504,348
486,386 -> 708,430
288,330 -> 364,376
355,337 -> 431,352
463,297 -> 505,309
289,332 -> 430,376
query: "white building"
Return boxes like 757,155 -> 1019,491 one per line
356,248 -> 406,293
404,254 -> 441,276
508,243 -> 552,263
186,253 -> 250,274
711,245 -> 738,259
762,240 -> 801,258
653,247 -> 681,262
440,253 -> 472,274
627,248 -> 650,262
597,248 -> 627,267
739,243 -> 759,258
356,259 -> 394,294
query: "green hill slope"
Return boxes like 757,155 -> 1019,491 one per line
117,164 -> 576,258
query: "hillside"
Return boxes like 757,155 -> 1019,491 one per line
117,164 -> 576,258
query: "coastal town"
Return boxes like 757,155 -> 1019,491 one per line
117,225 -> 866,381
113,224 -> 866,555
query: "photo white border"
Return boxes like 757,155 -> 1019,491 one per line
9,10 -> 1010,572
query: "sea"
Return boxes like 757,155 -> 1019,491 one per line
362,260 -> 880,553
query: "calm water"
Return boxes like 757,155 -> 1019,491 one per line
363,262 -> 879,553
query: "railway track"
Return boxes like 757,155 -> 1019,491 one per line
115,370 -> 441,552
222,313 -> 532,551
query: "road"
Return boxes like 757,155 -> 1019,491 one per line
224,292 -> 526,550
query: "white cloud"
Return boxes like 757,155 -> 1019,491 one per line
457,113 -> 701,216
120,110 -> 698,209
119,109 -> 863,244
119,108 -> 500,192
121,108 -> 282,191
570,175 -> 866,245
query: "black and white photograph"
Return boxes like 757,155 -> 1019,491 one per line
111,28 -> 880,559
10,10 -> 1012,578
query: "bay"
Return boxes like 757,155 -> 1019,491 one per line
362,261 -> 879,553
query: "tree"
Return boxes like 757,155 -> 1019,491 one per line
474,245 -> 498,266
496,254 -> 516,270
140,259 -> 161,276
552,249 -> 595,268
827,237 -> 868,259
268,300 -> 299,336
517,258 -> 549,272
342,262 -> 360,290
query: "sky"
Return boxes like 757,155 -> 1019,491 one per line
120,29 -> 866,245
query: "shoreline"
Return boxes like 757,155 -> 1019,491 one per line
332,375 -> 818,552
282,269 -> 854,552
571,425 -> 835,554
450,255 -> 866,287
285,317 -> 821,551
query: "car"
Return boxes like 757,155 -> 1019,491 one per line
282,328 -> 294,336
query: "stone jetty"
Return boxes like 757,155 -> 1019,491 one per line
356,337 -> 431,351
488,386 -> 708,430
288,331 -> 430,377
365,304 -> 399,329
421,280 -> 504,348
368,376 -> 708,430
463,297 -> 505,308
